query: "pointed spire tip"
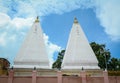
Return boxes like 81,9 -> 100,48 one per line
35,16 -> 39,22
74,17 -> 78,23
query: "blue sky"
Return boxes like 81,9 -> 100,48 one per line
0,0 -> 120,66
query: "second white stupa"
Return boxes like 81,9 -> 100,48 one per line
61,17 -> 99,70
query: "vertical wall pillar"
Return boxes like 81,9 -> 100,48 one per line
57,71 -> 62,83
8,69 -> 14,83
32,70 -> 37,83
80,71 -> 86,83
103,71 -> 109,83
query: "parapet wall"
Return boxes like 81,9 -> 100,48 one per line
0,70 -> 120,83
1,76 -> 120,83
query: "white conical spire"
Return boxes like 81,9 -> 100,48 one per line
61,17 -> 99,69
14,17 -> 50,69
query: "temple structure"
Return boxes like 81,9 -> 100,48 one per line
61,17 -> 99,70
14,17 -> 50,69
0,17 -> 110,83
13,17 -> 101,76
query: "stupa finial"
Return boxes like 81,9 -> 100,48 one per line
74,17 -> 78,23
35,16 -> 39,22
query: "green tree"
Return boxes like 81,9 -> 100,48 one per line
118,59 -> 120,70
52,50 -> 65,69
108,57 -> 120,71
90,42 -> 120,71
90,42 -> 111,70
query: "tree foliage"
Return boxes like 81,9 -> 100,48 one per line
90,42 -> 120,70
52,50 -> 65,69
108,58 -> 120,70
90,42 -> 111,70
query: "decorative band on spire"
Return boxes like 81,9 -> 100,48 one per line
74,17 -> 78,23
35,16 -> 39,22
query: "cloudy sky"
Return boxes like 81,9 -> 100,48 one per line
0,0 -> 120,66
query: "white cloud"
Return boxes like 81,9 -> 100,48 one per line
93,0 -> 120,41
8,35 -> 16,41
0,0 -> 119,41
0,13 -> 11,27
11,17 -> 34,30
43,34 -> 61,67
0,32 -> 7,46
0,12 -> 34,30
0,1 -> 9,13
0,13 -> 34,47
0,0 -> 93,17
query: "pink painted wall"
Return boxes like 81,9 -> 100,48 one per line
109,76 -> 120,83
1,76 -> 120,83
13,76 -> 32,83
63,76 -> 82,83
86,77 -> 104,83
37,76 -> 57,83
0,76 -> 8,83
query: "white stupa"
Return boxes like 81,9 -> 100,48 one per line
14,17 -> 50,69
61,17 -> 99,70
